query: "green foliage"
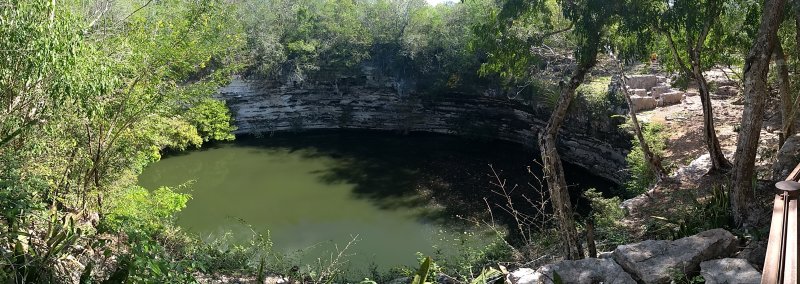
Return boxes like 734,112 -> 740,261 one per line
625,122 -> 667,195
411,256 -> 433,284
185,98 -> 237,143
103,186 -> 190,234
470,267 -> 503,284
584,188 -> 629,249
648,186 -> 733,240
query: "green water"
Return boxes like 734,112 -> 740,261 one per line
138,131 -> 613,275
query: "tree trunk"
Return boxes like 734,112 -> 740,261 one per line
692,69 -> 732,172
731,0 -> 786,226
775,41 -> 792,147
539,64 -> 592,260
614,59 -> 669,181
663,28 -> 731,172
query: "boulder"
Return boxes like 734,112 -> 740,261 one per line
658,91 -> 684,106
630,95 -> 657,112
612,229 -> 737,284
685,91 -> 699,97
735,240 -> 767,269
716,86 -> 739,97
509,268 -> 537,284
627,75 -> 659,90
772,134 -> 800,180
699,258 -> 761,284
519,258 -> 636,284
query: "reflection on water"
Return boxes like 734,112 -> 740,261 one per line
137,130 -> 613,274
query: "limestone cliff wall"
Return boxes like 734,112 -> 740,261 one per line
218,76 -> 630,184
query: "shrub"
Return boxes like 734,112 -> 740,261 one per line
185,98 -> 237,143
584,188 -> 629,250
103,186 -> 190,234
624,122 -> 667,195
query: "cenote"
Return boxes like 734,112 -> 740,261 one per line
137,130 -> 615,276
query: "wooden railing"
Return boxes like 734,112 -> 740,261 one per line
762,163 -> 800,283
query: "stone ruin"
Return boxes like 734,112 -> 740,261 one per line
626,75 -> 689,112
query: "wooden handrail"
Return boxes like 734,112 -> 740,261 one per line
761,162 -> 800,284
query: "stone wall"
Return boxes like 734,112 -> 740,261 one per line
218,76 -> 630,184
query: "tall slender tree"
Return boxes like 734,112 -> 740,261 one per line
475,0 -> 624,260
655,0 -> 732,172
731,0 -> 786,226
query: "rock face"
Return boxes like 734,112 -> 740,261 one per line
773,134 -> 800,180
218,76 -> 631,183
508,229 -> 745,284
612,229 -> 738,284
518,258 -> 636,284
700,258 -> 761,284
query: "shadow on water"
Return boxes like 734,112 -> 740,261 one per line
232,130 -> 617,234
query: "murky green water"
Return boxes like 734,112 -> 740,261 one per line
138,131 -> 613,275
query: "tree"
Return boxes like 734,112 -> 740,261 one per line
731,0 -> 786,226
476,0 -> 626,260
608,51 -> 669,183
654,0 -> 732,172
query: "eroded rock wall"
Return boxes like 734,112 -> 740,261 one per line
218,76 -> 630,184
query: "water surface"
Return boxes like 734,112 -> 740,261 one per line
138,131 -> 613,274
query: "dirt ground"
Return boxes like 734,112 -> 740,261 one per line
619,67 -> 784,240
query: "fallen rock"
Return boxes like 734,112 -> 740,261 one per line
772,134 -> 800,180
700,258 -> 761,284
521,258 -> 636,284
612,229 -> 737,284
716,86 -> 739,97
509,268 -> 537,284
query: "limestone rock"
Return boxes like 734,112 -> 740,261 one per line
700,258 -> 761,284
627,75 -> 659,90
716,86 -> 739,97
220,77 -> 631,184
508,268 -> 538,284
612,229 -> 737,284
632,88 -> 648,97
630,95 -> 657,112
526,258 -> 636,284
735,240 -> 767,269
651,85 -> 671,98
772,134 -> 800,180
658,91 -> 684,106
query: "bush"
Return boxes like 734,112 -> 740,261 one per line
584,188 -> 629,250
185,98 -> 237,143
624,122 -> 667,195
103,186 -> 190,234
646,186 -> 733,240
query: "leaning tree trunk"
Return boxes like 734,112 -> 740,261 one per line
539,64 -> 593,260
732,0 -> 786,226
611,55 -> 669,181
774,41 -> 793,147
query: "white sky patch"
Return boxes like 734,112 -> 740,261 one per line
425,0 -> 455,5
